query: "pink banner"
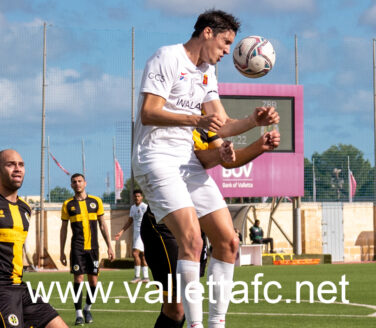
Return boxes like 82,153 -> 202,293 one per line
207,83 -> 304,197
115,159 -> 124,199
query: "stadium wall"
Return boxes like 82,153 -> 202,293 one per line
24,203 -> 374,269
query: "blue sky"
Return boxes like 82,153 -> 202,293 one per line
1,0 -> 375,197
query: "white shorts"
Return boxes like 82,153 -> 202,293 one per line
135,165 -> 227,222
133,233 -> 144,252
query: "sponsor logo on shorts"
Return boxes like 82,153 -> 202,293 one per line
73,264 -> 80,271
8,314 -> 19,326
148,72 -> 165,82
93,261 -> 99,268
90,202 -> 97,209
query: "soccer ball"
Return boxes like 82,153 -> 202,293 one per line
233,36 -> 276,78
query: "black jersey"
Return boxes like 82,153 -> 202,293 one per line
193,128 -> 220,151
61,195 -> 104,251
0,194 -> 31,285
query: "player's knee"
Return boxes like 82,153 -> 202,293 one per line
230,234 -> 240,255
132,249 -> 140,258
181,233 -> 203,260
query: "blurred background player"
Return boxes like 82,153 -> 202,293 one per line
132,9 -> 279,328
141,128 -> 280,327
250,219 -> 275,253
0,149 -> 68,328
60,173 -> 115,326
115,189 -> 149,283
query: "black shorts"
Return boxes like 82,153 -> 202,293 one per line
70,248 -> 99,275
0,283 -> 58,328
140,207 -> 207,297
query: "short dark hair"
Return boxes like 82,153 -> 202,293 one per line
71,173 -> 85,182
192,9 -> 240,38
133,189 -> 143,195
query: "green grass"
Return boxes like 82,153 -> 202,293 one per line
24,263 -> 376,327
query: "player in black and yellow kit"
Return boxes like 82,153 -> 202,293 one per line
60,173 -> 114,326
141,128 -> 280,328
0,149 -> 68,328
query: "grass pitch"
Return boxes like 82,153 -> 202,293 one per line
24,262 -> 376,327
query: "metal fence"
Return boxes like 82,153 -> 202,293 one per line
1,24 -> 374,204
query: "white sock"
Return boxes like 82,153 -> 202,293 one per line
142,266 -> 149,279
76,309 -> 83,318
207,257 -> 234,328
134,265 -> 141,278
176,259 -> 203,327
84,304 -> 91,311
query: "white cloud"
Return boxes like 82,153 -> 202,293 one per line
145,0 -> 317,16
359,3 -> 376,28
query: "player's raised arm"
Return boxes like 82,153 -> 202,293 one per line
202,100 -> 279,137
141,93 -> 224,132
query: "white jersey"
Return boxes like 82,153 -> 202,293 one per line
132,44 -> 220,177
130,202 -> 148,236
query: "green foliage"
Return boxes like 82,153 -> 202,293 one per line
102,191 -> 115,204
304,144 -> 373,201
120,178 -> 141,205
49,186 -> 73,202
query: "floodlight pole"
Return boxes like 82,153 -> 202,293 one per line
373,38 -> 376,260
293,34 -> 302,255
130,27 -> 135,205
39,22 -> 47,268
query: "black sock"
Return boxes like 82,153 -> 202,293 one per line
154,311 -> 184,328
86,285 -> 96,306
74,282 -> 83,311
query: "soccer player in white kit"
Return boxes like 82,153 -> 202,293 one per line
115,189 -> 149,283
132,10 -> 279,328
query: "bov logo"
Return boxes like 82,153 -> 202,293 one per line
222,163 -> 253,179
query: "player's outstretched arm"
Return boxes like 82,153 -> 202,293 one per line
115,217 -> 134,240
141,93 -> 224,132
98,216 -> 115,261
202,100 -> 279,137
222,130 -> 280,169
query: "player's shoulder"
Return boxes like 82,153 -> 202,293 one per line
62,197 -> 74,207
149,44 -> 183,64
17,197 -> 32,214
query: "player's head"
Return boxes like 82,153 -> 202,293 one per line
0,149 -> 25,193
192,10 -> 240,65
255,219 -> 260,226
133,189 -> 143,205
70,173 -> 87,194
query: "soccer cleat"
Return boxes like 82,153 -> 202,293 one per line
130,276 -> 141,284
74,316 -> 84,326
83,309 -> 93,323
141,278 -> 150,283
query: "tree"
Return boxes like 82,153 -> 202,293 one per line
306,144 -> 372,202
102,192 -> 115,204
49,186 -> 73,202
120,178 -> 141,204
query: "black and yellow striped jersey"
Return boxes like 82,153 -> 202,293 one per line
192,128 -> 220,151
0,194 -> 31,285
61,195 -> 104,251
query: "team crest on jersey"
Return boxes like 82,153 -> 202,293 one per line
8,314 -> 19,326
73,264 -> 80,271
70,206 -> 76,211
179,72 -> 188,81
90,203 -> 97,209
203,74 -> 208,85
0,209 -> 4,218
